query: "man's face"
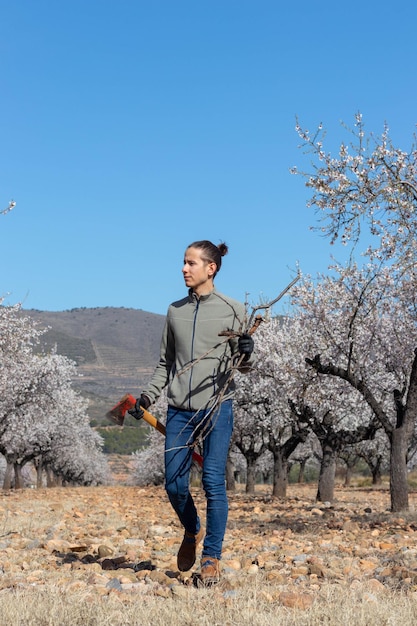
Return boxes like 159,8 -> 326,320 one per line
182,247 -> 216,295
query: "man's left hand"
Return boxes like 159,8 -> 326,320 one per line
238,333 -> 254,360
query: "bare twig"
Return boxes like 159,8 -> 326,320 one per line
1,200 -> 16,215
219,271 -> 301,340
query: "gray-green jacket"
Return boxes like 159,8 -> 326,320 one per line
143,288 -> 249,412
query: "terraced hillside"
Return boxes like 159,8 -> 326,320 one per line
21,307 -> 166,424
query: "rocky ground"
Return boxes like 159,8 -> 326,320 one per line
1,483 -> 417,623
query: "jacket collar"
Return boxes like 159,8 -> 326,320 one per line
188,287 -> 216,303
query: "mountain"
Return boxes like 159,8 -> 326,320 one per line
21,307 -> 166,424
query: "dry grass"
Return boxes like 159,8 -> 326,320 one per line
0,583 -> 416,626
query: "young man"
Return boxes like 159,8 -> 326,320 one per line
130,240 -> 254,583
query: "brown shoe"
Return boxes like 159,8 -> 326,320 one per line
200,556 -> 221,584
177,526 -> 204,571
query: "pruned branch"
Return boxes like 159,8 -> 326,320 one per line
246,271 -> 301,330
219,271 -> 301,340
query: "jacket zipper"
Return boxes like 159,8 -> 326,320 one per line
188,298 -> 199,410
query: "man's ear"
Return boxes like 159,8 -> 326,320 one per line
207,262 -> 217,277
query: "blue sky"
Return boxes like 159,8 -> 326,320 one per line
1,1 -> 417,316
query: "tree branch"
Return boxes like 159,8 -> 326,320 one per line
305,353 -> 393,435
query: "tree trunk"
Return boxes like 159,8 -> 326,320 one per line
14,464 -> 24,489
190,464 -> 200,487
317,445 -> 337,502
372,462 -> 382,485
372,468 -> 382,485
246,458 -> 257,494
46,466 -> 56,487
344,464 -> 353,487
272,451 -> 288,498
363,454 -> 383,485
388,350 -> 417,511
226,457 -> 235,492
3,462 -> 13,490
390,426 -> 409,511
297,460 -> 306,484
36,461 -> 43,488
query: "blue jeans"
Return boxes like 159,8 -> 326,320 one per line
164,400 -> 234,560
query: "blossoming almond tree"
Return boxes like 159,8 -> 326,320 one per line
234,320 -> 311,497
259,309 -> 380,502
0,303 -> 45,438
43,395 -> 110,486
231,387 -> 268,494
0,301 -> 108,488
292,113 -> 417,268
131,427 -> 165,486
293,115 -> 417,511
349,431 -> 390,486
0,351 -> 77,487
130,391 -> 168,487
291,264 -> 417,510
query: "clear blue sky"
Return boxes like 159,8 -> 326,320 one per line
1,1 -> 416,316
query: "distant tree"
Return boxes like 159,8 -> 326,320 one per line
287,435 -> 320,484
131,428 -> 165,486
234,319 -> 311,498
226,444 -> 247,490
44,396 -> 110,486
353,431 -> 390,485
0,351 -> 77,487
289,399 -> 378,502
338,448 -> 363,487
98,425 -> 147,455
232,390 -> 268,494
0,300 -> 109,488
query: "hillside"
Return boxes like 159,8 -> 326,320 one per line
21,307 -> 166,424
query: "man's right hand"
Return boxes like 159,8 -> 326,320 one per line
128,394 -> 151,420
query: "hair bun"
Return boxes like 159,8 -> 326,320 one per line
217,242 -> 229,257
